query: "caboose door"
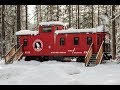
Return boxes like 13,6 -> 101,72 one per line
86,36 -> 93,52
97,34 -> 102,52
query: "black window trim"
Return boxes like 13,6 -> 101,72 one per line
87,37 -> 92,45
42,26 -> 52,32
60,38 -> 65,46
74,37 -> 79,45
23,39 -> 28,46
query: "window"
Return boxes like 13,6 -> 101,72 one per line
42,26 -> 52,32
74,37 -> 79,45
60,38 -> 65,46
56,27 -> 59,30
87,37 -> 92,45
23,39 -> 28,46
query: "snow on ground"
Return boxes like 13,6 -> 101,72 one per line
1,58 -> 120,85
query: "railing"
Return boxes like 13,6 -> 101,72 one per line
5,44 -> 23,64
4,45 -> 16,63
11,44 -> 23,62
96,41 -> 104,65
84,43 -> 93,66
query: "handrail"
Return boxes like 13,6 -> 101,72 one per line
84,43 -> 93,66
4,45 -> 16,57
5,44 -> 23,64
4,45 -> 16,63
96,41 -> 104,65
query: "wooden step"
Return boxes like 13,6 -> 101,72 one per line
4,44 -> 23,64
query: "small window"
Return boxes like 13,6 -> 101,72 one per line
42,26 -> 52,32
87,37 -> 92,45
60,38 -> 65,46
23,39 -> 28,46
56,27 -> 59,30
74,37 -> 79,45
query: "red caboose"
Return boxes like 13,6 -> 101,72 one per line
15,21 -> 110,62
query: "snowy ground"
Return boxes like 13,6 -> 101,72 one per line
0,58 -> 120,85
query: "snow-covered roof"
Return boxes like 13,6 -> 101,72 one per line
15,30 -> 39,36
55,25 -> 107,35
39,21 -> 65,26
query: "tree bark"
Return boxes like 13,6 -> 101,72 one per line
25,5 -> 28,30
17,5 -> 21,48
17,5 -> 21,31
1,5 -> 5,56
98,5 -> 100,26
77,5 -> 80,29
91,5 -> 94,28
56,5 -> 59,21
112,5 -> 116,60
50,5 -> 53,21
68,5 -> 71,28
36,6 -> 39,26
39,5 -> 42,22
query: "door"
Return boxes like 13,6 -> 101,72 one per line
86,36 -> 93,50
97,34 -> 102,52
22,38 -> 29,55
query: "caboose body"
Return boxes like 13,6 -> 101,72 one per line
15,21 -> 109,62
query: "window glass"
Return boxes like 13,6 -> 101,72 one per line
87,37 -> 92,45
42,26 -> 52,32
74,37 -> 79,45
60,38 -> 65,46
23,39 -> 28,46
56,27 -> 59,30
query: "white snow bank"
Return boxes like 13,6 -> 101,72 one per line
15,30 -> 39,36
1,59 -> 120,85
55,25 -> 108,35
39,21 -> 66,26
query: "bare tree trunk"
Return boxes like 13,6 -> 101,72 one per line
17,5 -> 21,48
105,5 -> 108,14
46,6 -> 49,21
68,5 -> 71,28
25,5 -> 28,30
17,5 -> 21,31
50,5 -> 53,21
1,5 -> 5,56
56,5 -> 59,21
76,5 -> 78,29
71,5 -> 74,27
77,5 -> 80,29
98,5 -> 100,26
112,5 -> 116,60
91,5 -> 94,28
36,6 -> 39,26
39,5 -> 42,22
